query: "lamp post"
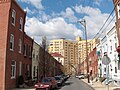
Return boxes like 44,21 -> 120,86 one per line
78,20 -> 90,83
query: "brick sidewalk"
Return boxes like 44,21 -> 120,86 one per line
81,79 -> 120,90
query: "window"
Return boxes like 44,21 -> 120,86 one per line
29,46 -> 32,58
12,9 -> 16,25
19,61 -> 22,76
24,44 -> 27,56
104,67 -> 106,72
118,3 -> 120,18
110,46 -> 112,51
18,39 -> 22,53
33,66 -> 36,77
20,17 -> 23,31
11,60 -> 16,79
36,55 -> 38,61
115,43 -> 117,48
115,36 -> 117,48
26,64 -> 30,78
115,67 -> 117,73
10,34 -> 14,51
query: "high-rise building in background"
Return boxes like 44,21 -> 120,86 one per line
48,37 -> 97,75
48,38 -> 78,75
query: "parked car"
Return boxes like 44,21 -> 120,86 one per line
34,77 -> 58,90
102,78 -> 113,85
54,76 -> 63,86
48,77 -> 58,89
34,78 -> 51,90
77,74 -> 85,79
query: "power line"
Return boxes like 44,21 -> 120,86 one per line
89,0 -> 119,43
97,15 -> 115,39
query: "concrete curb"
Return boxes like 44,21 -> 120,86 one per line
80,79 -> 95,90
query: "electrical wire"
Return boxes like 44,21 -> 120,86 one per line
89,0 -> 119,43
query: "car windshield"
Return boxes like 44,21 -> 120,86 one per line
42,78 -> 51,83
55,77 -> 61,80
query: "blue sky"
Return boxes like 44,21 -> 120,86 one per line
17,0 -> 115,44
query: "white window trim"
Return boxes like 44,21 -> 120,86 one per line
19,61 -> 22,76
11,60 -> 16,79
12,9 -> 16,26
18,39 -> 22,53
10,34 -> 14,51
19,17 -> 23,31
24,44 -> 27,56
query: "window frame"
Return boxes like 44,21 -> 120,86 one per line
11,9 -> 16,26
10,34 -> 14,51
115,67 -> 117,73
11,60 -> 16,79
24,44 -> 27,56
18,39 -> 22,53
19,17 -> 23,31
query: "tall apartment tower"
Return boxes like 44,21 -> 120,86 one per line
48,39 -> 78,75
48,37 -> 97,75
78,39 -> 97,64
0,0 -> 33,89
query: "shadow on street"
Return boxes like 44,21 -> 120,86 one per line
113,88 -> 120,90
62,82 -> 73,87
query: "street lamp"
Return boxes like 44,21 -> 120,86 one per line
77,20 -> 90,83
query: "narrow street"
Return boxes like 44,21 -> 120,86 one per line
59,77 -> 94,90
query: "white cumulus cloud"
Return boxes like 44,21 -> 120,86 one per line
74,5 -> 115,39
18,0 -> 44,10
25,17 -> 83,44
60,7 -> 78,23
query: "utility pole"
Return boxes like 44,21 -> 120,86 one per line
78,20 -> 90,83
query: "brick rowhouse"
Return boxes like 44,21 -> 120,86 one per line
88,48 -> 98,79
114,0 -> 120,45
0,0 -> 33,89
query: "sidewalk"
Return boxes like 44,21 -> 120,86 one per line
81,79 -> 120,90
12,87 -> 35,90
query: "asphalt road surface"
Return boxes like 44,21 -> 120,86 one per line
59,77 -> 94,90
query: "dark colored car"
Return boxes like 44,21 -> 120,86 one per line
54,76 -> 63,86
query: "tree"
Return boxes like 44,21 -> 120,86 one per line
42,36 -> 47,77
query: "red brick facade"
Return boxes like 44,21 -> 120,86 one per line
114,0 -> 120,45
88,48 -> 98,78
80,48 -> 98,78
0,0 -> 33,90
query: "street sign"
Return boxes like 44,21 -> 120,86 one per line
102,55 -> 111,65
